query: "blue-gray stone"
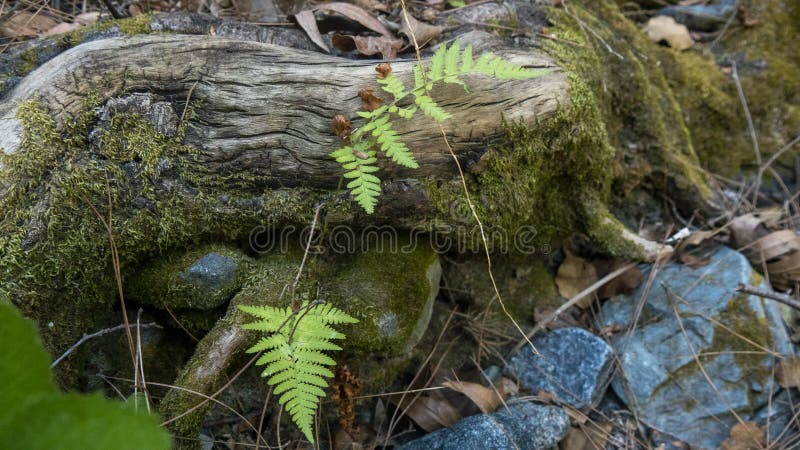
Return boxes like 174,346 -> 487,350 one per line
598,246 -> 794,449
504,327 -> 614,409
658,0 -> 736,32
179,252 -> 239,293
752,389 -> 800,444
396,401 -> 569,450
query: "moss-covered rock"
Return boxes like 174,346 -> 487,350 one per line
126,244 -> 255,310
443,254 -> 561,326
158,239 -> 441,447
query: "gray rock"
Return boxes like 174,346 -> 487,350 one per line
179,252 -> 239,292
752,389 -> 800,444
598,246 -> 794,449
658,0 -> 736,32
505,327 -> 614,409
127,244 -> 252,310
396,401 -> 569,450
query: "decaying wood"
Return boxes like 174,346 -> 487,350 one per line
0,33 -> 567,189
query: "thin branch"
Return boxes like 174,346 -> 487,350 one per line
736,284 -> 800,311
51,322 -> 162,369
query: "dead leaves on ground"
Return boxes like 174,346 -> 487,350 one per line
721,421 -> 766,450
388,377 -> 517,432
294,0 -> 445,59
555,249 -> 643,308
730,210 -> 800,291
1,11 -> 100,39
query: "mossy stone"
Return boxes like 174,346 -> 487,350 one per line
126,244 -> 254,310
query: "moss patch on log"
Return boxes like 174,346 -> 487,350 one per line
0,97 -> 326,377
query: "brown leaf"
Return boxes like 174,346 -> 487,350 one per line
594,260 -> 643,299
295,10 -> 329,52
317,2 -> 392,37
332,114 -> 352,142
721,421 -> 765,450
1,12 -> 60,38
358,88 -> 384,112
749,230 -> 800,290
560,423 -> 612,450
43,22 -> 83,37
375,63 -> 392,79
730,213 -> 770,249
777,357 -> 800,388
332,33 -> 403,60
402,392 -> 461,432
675,230 -> 715,268
442,380 -> 503,414
643,16 -> 694,50
496,377 -> 518,397
399,14 -> 444,45
555,249 -> 598,309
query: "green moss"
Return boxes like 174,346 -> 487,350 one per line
17,49 -> 40,76
0,96 -> 327,382
60,15 -> 153,48
653,292 -> 774,413
125,244 -> 255,310
444,255 -> 561,324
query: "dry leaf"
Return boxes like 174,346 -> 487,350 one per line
721,421 -> 765,450
555,249 -> 598,309
496,377 -> 518,397
358,88 -> 384,112
399,14 -> 444,45
402,392 -> 461,432
595,260 -> 643,299
375,63 -> 392,79
777,357 -> 800,388
43,22 -> 83,36
749,230 -> 800,290
442,380 -> 503,414
2,12 -> 59,38
332,33 -> 403,59
643,16 -> 694,50
675,230 -> 715,268
332,114 -> 352,142
295,10 -> 329,52
317,2 -> 392,37
560,423 -> 612,450
730,213 -> 770,249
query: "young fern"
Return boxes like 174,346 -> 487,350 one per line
239,301 -> 358,443
331,40 -> 547,213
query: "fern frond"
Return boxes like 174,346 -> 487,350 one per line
377,74 -> 407,102
239,301 -> 358,444
331,144 -> 381,214
415,94 -> 451,122
331,40 -> 546,214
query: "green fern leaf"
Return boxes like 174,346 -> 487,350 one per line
415,94 -> 451,122
331,144 -> 381,214
461,44 -> 474,72
429,44 -> 447,80
239,301 -> 358,444
377,74 -> 407,101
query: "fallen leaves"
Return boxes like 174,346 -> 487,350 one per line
389,376 -> 517,432
399,14 -> 445,45
332,33 -> 404,59
2,12 -> 59,38
777,357 -> 800,388
730,210 -> 800,291
555,249 -> 642,308
643,16 -> 694,50
721,421 -> 765,450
